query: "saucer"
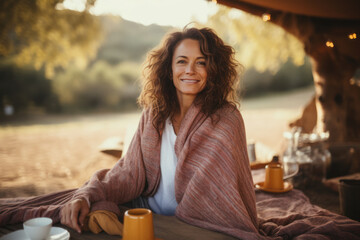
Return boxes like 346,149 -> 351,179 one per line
255,181 -> 293,193
0,227 -> 70,240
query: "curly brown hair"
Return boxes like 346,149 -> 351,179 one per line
138,27 -> 242,133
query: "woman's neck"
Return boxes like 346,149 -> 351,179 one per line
172,94 -> 196,135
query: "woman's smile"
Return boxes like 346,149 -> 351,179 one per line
181,78 -> 200,83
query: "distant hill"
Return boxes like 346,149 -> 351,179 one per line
94,15 -> 175,64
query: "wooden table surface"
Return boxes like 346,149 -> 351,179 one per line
0,213 -> 237,240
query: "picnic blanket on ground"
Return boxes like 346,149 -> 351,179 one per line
256,189 -> 360,239
1,103 -> 360,239
252,168 -> 360,239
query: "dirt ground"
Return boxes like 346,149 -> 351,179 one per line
0,87 -> 314,198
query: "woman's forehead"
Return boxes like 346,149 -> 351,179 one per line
173,39 -> 204,58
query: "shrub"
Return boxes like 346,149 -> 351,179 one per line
52,61 -> 141,112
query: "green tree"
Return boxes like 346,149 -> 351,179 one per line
0,0 -> 102,76
204,6 -> 305,73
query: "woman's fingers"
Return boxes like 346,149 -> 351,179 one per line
70,202 -> 82,233
60,199 -> 89,233
60,204 -> 70,226
60,202 -> 72,229
78,201 -> 90,228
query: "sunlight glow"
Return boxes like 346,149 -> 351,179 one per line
63,0 -> 218,27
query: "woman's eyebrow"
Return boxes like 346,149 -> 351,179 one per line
175,55 -> 188,59
175,55 -> 206,59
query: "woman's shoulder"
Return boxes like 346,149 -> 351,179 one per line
140,107 -> 154,122
196,103 -> 245,136
193,103 -> 245,145
136,107 -> 155,132
213,103 -> 243,124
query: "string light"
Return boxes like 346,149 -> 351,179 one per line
326,40 -> 334,48
349,79 -> 360,87
258,12 -> 355,49
348,33 -> 357,39
262,13 -> 271,22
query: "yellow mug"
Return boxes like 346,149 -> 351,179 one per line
122,208 -> 155,240
264,163 -> 284,190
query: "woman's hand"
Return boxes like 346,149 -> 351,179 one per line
60,198 -> 90,233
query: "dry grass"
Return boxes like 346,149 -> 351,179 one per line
0,87 -> 314,198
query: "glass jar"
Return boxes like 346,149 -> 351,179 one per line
282,128 -> 331,188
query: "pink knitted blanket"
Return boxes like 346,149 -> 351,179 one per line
1,103 -> 360,239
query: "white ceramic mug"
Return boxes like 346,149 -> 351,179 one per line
23,217 -> 52,240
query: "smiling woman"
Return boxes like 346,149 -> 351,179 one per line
138,27 -> 242,136
0,27 -> 260,239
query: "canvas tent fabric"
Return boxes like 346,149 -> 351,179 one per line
230,0 -> 360,20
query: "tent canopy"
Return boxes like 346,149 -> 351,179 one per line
235,0 -> 360,20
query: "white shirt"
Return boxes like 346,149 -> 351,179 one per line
148,118 -> 178,215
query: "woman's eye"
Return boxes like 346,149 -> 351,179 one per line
197,61 -> 206,66
177,60 -> 186,64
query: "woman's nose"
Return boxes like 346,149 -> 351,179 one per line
185,63 -> 195,74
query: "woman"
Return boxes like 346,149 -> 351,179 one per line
0,27 -> 260,239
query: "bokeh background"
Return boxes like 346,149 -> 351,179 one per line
0,0 -> 314,197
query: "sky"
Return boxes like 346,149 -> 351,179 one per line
63,0 -> 219,28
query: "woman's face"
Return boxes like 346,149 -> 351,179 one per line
171,39 -> 207,101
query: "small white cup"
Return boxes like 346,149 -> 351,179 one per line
23,217 -> 52,240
